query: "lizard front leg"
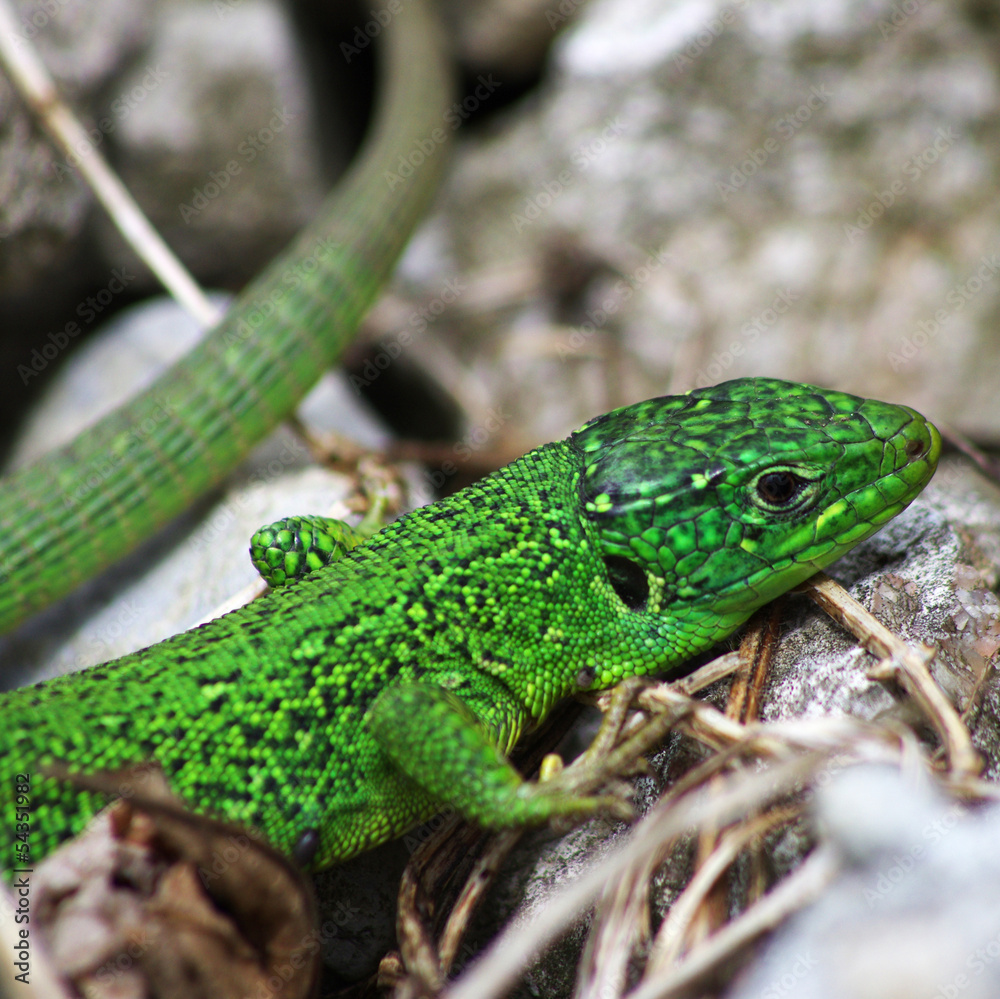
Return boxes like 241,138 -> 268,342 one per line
367,678 -> 627,829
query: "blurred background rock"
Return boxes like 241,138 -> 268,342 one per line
3,0 -> 999,456
396,0 -> 1000,445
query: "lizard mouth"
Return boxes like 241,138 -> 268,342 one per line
866,405 -> 941,515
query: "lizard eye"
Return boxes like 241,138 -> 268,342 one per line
756,471 -> 804,505
750,468 -> 818,512
603,555 -> 649,611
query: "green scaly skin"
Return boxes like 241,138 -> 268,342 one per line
2,379 -> 940,874
0,0 -> 451,636
250,515 -> 368,588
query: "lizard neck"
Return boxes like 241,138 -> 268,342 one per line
355,440 -> 678,724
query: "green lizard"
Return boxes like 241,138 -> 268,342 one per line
2,378 -> 940,873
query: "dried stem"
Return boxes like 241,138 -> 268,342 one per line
802,573 -> 980,779
0,0 -> 219,326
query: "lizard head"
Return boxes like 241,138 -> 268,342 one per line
571,377 -> 940,651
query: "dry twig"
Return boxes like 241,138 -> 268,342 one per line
0,0 -> 219,326
442,753 -> 829,999
627,847 -> 838,999
802,573 -> 980,779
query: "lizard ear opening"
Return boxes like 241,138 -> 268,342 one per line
603,555 -> 649,612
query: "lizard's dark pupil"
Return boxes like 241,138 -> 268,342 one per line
756,471 -> 802,505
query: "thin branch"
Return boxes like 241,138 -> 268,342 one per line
442,754 -> 827,999
939,423 -> 1000,485
437,828 -> 523,977
0,0 -> 220,327
645,804 -> 802,975
802,573 -> 980,779
626,847 -> 838,999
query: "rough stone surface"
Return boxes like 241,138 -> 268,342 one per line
0,0 -> 156,292
97,0 -> 330,286
391,0 -> 1000,443
731,766 -> 1000,999
1,0 -> 330,299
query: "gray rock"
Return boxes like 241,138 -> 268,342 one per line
0,0 -> 156,292
1,0 -> 332,300
394,0 -> 1000,440
97,0 -> 332,286
731,766 -> 1000,999
7,293 -> 227,468
13,0 -> 153,89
